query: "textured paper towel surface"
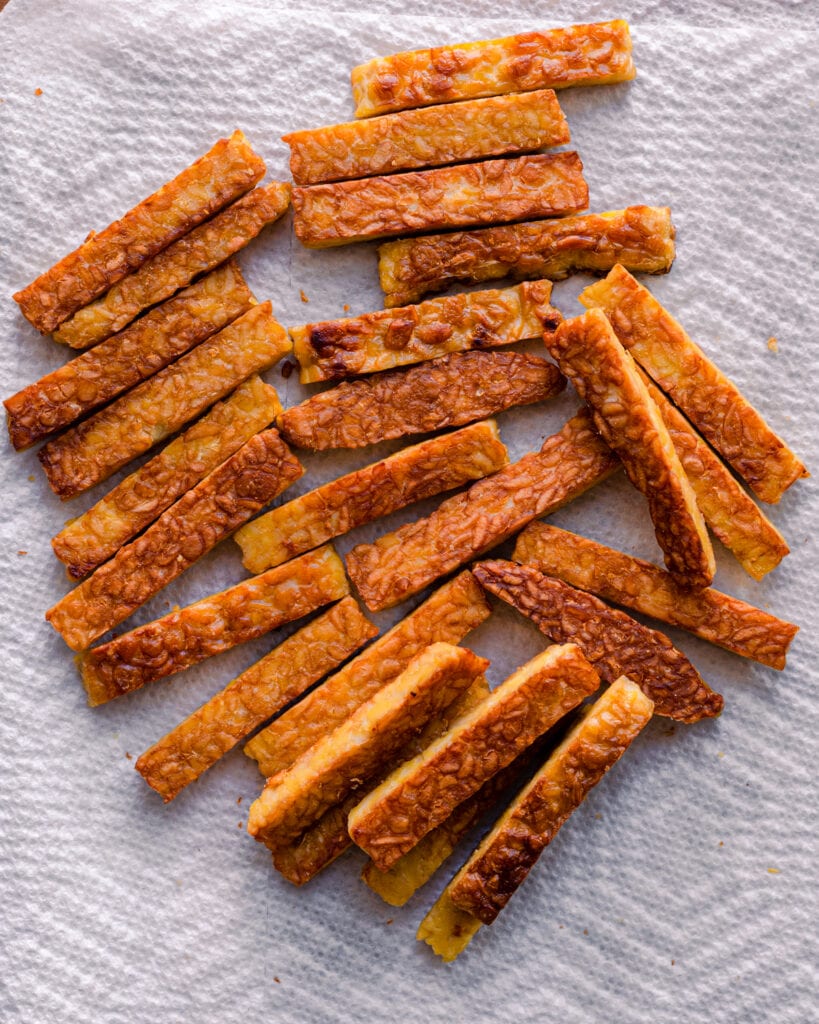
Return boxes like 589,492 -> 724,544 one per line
0,1 -> 817,1022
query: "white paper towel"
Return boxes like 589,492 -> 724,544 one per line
0,1 -> 817,1021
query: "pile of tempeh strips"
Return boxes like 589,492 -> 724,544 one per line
5,20 -> 806,962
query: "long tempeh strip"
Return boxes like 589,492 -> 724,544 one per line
244,571 -> 490,778
235,420 -> 509,573
349,644 -> 599,871
78,545 -> 349,705
351,19 -> 635,117
135,598 -> 376,802
292,152 -> 588,248
38,302 -> 291,499
378,206 -> 675,308
14,130 -> 265,333
579,264 -> 807,503
53,183 -> 291,349
5,263 -> 254,450
346,409 -> 618,611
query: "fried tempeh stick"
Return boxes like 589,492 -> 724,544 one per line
53,183 -> 291,349
47,429 -> 303,650
351,19 -> 635,118
292,152 -> 588,249
474,560 -> 722,722
14,131 -> 265,334
235,420 -> 509,573
346,409 -> 619,611
38,302 -> 291,499
279,351 -> 565,451
243,571 -> 490,777
284,90 -> 570,186
78,545 -> 348,705
579,265 -> 807,503
5,264 -> 254,450
292,280 -> 558,383
135,598 -> 376,802
349,644 -> 599,871
247,643 -> 489,849
547,308 -> 714,588
378,206 -> 675,308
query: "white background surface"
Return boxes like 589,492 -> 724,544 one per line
0,2 -> 817,1022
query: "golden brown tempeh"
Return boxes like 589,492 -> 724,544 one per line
235,420 -> 509,573
351,19 -> 635,117
38,302 -> 291,499
78,545 -> 349,706
14,130 -> 265,333
292,152 -> 588,248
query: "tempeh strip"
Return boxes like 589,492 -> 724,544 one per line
284,90 -> 570,185
78,545 -> 348,705
135,598 -> 377,802
349,644 -> 599,871
378,206 -> 675,308
47,429 -> 303,650
351,19 -> 635,117
247,643 -> 488,849
579,264 -> 807,503
292,152 -> 588,248
292,280 -> 558,382
546,308 -> 714,588
235,420 -> 509,573
346,409 -> 619,611
279,351 -> 565,450
53,184 -> 291,349
5,263 -> 254,450
14,130 -> 265,333
244,571 -> 490,777
474,560 -> 722,722
39,302 -> 291,499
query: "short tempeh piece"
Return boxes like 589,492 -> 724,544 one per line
292,280 -> 558,383
349,643 -> 599,871
292,152 -> 588,249
279,351 -> 565,450
579,265 -> 807,503
135,598 -> 376,802
78,545 -> 348,705
474,560 -> 722,723
46,429 -> 303,651
378,205 -> 675,307
546,308 -> 714,588
53,183 -> 291,349
284,90 -> 569,186
235,420 -> 509,573
351,19 -> 635,118
514,523 -> 798,670
5,263 -> 254,450
14,131 -> 265,334
346,409 -> 619,611
247,643 -> 489,849
243,571 -> 490,778
38,302 -> 291,499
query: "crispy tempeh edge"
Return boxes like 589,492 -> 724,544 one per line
579,264 -> 808,503
135,598 -> 377,802
351,19 -> 635,117
235,420 -> 509,573
243,571 -> 491,777
53,183 -> 291,349
284,90 -> 570,185
345,408 -> 619,612
348,643 -> 599,871
14,130 -> 265,333
546,308 -> 715,588
78,545 -> 349,706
